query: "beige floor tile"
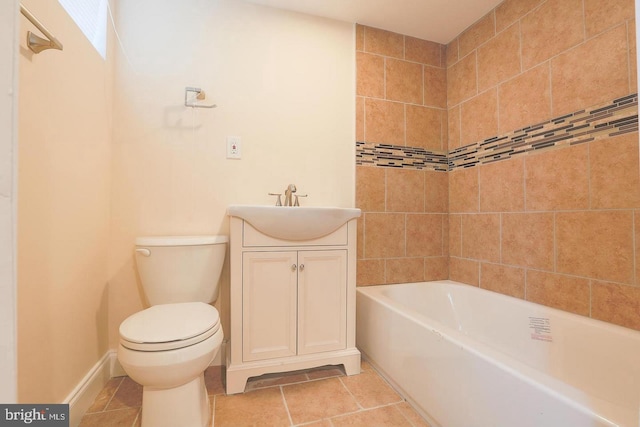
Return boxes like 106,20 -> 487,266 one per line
214,387 -> 290,427
296,420 -> 333,427
340,370 -> 402,409
331,405 -> 412,427
79,408 -> 140,427
105,377 -> 142,411
283,378 -> 359,425
85,377 -> 123,413
395,402 -> 432,427
205,366 -> 225,395
360,360 -> 373,372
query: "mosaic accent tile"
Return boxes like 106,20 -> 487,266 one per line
356,94 -> 638,172
356,143 -> 448,171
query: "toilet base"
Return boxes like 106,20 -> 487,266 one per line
141,373 -> 210,427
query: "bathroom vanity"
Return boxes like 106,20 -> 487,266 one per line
226,205 -> 361,394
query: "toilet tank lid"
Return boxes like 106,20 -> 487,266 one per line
136,235 -> 228,246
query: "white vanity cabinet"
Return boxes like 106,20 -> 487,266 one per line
226,214 -> 360,394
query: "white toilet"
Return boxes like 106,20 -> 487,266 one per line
118,235 -> 227,427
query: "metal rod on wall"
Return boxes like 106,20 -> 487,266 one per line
20,4 -> 63,54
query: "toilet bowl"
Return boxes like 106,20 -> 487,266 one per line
119,303 -> 223,427
118,236 -> 227,427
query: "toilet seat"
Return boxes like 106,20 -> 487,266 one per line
120,302 -> 221,352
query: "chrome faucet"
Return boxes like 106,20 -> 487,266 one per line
284,184 -> 297,206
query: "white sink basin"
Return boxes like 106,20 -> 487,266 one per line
228,205 -> 361,241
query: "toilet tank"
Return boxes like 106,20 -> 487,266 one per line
134,235 -> 228,306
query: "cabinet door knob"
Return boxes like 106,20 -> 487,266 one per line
291,264 -> 297,271
299,264 -> 305,272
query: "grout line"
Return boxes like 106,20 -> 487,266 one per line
279,386 -> 295,426
337,376 -> 365,411
102,377 -> 124,412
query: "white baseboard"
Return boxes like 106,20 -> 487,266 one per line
63,351 -> 114,427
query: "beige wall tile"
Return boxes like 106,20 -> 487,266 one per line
498,63 -> 551,134
526,270 -> 590,316
479,157 -> 525,212
446,38 -> 459,67
386,59 -> 423,104
405,37 -> 442,66
424,66 -> 447,109
551,25 -> 629,117
449,257 -> 479,286
521,0 -> 584,70
406,105 -> 443,150
356,52 -> 385,98
386,169 -> 424,212
364,98 -> 405,145
406,214 -> 443,257
357,259 -> 385,286
590,133 -> 640,209
447,52 -> 477,106
477,23 -> 521,92
425,171 -> 449,213
630,20 -> 638,93
363,26 -> 404,59
458,12 -> 496,58
525,144 -> 589,211
495,0 -> 544,33
480,263 -> 525,298
502,212 -> 554,270
364,213 -> 405,258
584,0 -> 634,38
425,257 -> 449,281
356,97 -> 364,141
449,167 -> 479,213
356,24 -> 365,51
447,104 -> 461,150
356,166 -> 385,212
637,211 -> 640,286
461,88 -> 499,146
449,214 -> 462,257
556,211 -> 634,284
461,214 -> 501,263
442,215 -> 449,257
357,217 -> 364,259
592,281 -> 640,330
386,258 -> 425,284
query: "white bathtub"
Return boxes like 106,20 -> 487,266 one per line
356,280 -> 640,427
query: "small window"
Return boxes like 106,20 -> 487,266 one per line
58,0 -> 107,58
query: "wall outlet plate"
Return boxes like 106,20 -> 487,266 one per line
227,136 -> 241,159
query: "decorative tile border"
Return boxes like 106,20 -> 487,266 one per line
356,142 -> 448,171
356,94 -> 638,172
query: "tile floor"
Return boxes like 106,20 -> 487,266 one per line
79,361 -> 431,427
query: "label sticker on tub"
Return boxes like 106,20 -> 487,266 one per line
528,317 -> 553,342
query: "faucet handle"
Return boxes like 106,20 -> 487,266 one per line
268,193 -> 282,206
293,194 -> 307,207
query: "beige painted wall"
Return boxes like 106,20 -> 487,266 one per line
0,0 -> 18,403
17,1 -> 112,403
108,0 -> 356,347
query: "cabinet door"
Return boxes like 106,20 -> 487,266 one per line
242,251 -> 297,361
297,250 -> 347,355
